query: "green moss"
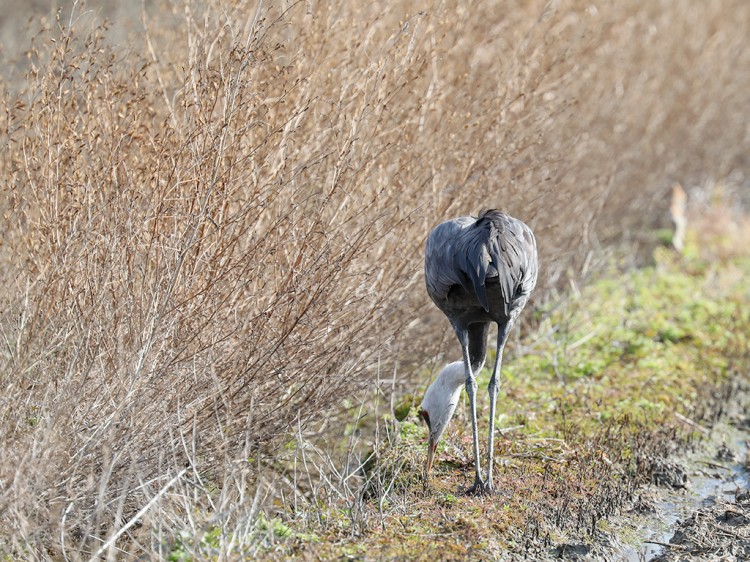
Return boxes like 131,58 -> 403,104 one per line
399,419 -> 423,441
393,396 -> 414,421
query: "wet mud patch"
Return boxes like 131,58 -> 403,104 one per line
614,400 -> 750,561
648,412 -> 750,562
650,492 -> 750,561
650,458 -> 689,490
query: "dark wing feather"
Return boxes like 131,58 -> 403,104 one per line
425,210 -> 538,316
464,210 -> 535,314
424,217 -> 473,303
463,221 -> 492,312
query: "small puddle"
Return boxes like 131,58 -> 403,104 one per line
617,422 -> 750,561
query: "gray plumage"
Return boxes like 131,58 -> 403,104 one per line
422,209 -> 538,494
425,210 -> 537,319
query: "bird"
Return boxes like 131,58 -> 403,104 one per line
420,209 -> 538,495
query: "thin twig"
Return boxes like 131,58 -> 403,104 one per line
675,412 -> 710,434
90,468 -> 188,562
697,460 -> 732,471
643,540 -> 685,550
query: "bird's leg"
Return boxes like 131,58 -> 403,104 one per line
486,320 -> 513,492
458,328 -> 485,495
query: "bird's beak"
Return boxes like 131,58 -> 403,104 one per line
425,435 -> 438,478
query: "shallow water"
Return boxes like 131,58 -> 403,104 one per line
618,424 -> 749,561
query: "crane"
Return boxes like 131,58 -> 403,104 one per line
420,209 -> 538,495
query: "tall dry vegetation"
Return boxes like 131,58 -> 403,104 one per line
1,0 -> 749,557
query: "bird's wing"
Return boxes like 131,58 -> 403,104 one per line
462,229 -> 493,312
424,217 -> 473,304
425,212 -> 538,315
461,212 -> 537,314
517,221 -> 538,299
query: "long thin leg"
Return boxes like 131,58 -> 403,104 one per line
457,327 -> 485,493
467,322 -> 489,373
486,320 -> 513,492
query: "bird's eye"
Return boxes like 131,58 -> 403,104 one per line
420,409 -> 431,428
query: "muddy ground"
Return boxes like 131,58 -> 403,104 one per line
651,492 -> 750,561
648,438 -> 750,561
614,406 -> 750,561
545,397 -> 750,561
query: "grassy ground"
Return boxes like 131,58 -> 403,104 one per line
234,216 -> 750,561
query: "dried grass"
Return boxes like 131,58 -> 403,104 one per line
1,0 -> 750,558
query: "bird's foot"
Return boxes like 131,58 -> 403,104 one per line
465,477 -> 494,496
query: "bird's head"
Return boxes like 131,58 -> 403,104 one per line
420,361 -> 465,478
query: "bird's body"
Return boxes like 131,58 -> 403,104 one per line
421,209 -> 537,494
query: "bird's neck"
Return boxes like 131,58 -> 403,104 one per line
434,361 -> 466,396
